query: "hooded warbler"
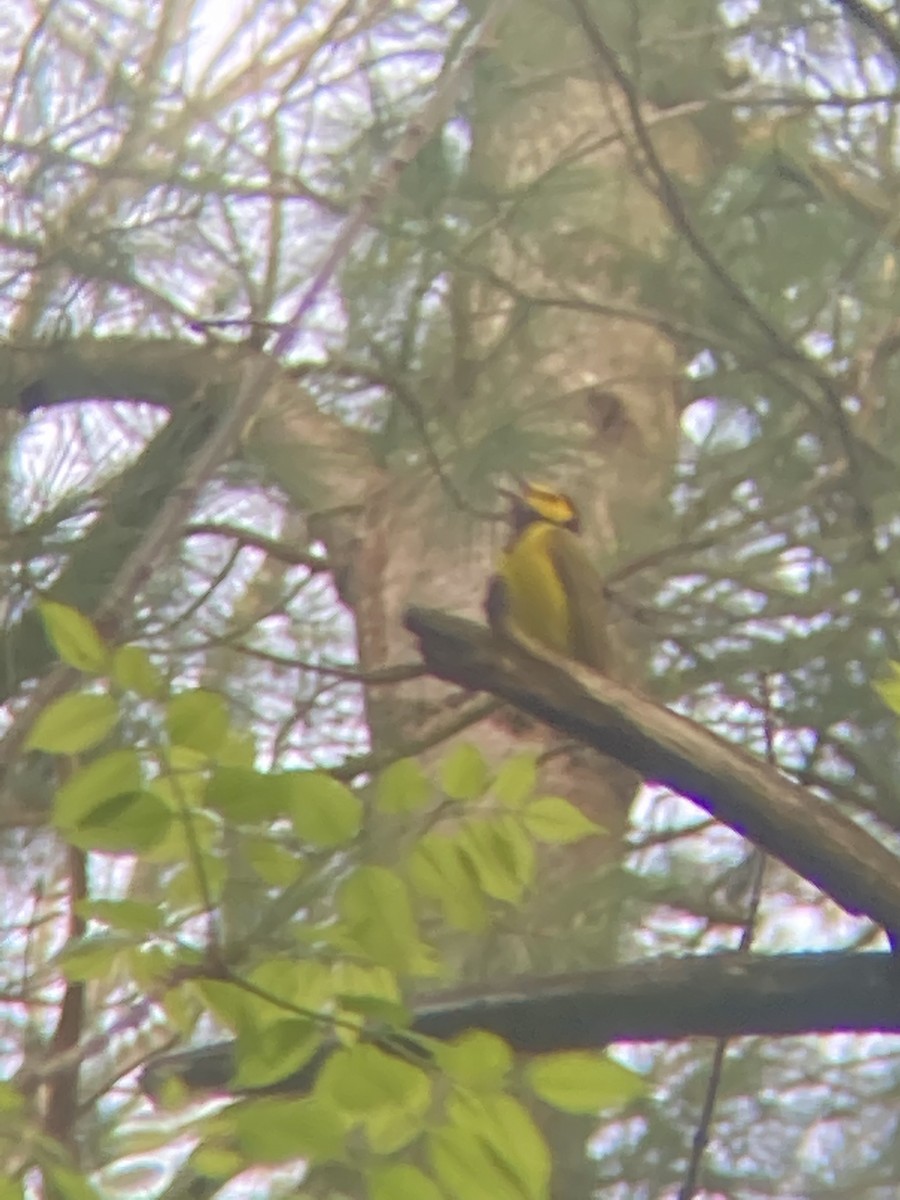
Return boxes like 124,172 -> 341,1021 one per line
486,481 -> 613,672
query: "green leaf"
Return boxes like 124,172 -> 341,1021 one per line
199,962 -> 330,1048
75,898 -> 162,935
166,689 -> 229,755
338,867 -> 419,971
494,814 -> 536,889
112,644 -> 165,699
439,743 -> 490,802
287,771 -> 363,847
196,979 -> 264,1036
369,1164 -> 444,1200
206,766 -> 290,821
26,691 -> 118,754
331,960 -> 403,1027
235,1095 -> 347,1164
0,1083 -> 25,1113
58,935 -> 127,983
217,728 -> 257,768
166,853 -> 225,910
338,992 -> 409,1027
44,1169 -> 103,1200
523,796 -> 603,844
150,763 -> 208,811
875,661 -> 900,714
376,757 -> 431,813
526,1051 -> 645,1113
444,1093 -> 549,1200
130,944 -> 188,992
0,1180 -> 24,1200
492,753 -> 537,808
407,833 -> 487,932
456,817 -> 534,903
64,790 -> 172,854
248,958 -> 334,1015
142,798 -> 216,869
365,1097 -> 428,1154
245,833 -> 303,885
188,1146 -> 244,1182
234,1018 -> 321,1089
435,1031 -> 513,1091
319,1043 -> 431,1121
54,749 -> 142,829
430,1124 -> 534,1200
38,601 -> 110,673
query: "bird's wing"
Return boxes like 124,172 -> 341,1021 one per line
548,529 -> 614,673
484,571 -> 510,636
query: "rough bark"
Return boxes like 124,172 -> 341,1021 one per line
142,950 -> 900,1099
405,606 -> 900,936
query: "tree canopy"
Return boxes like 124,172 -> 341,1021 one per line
1,1 -> 900,1198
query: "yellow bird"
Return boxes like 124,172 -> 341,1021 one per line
486,481 -> 614,672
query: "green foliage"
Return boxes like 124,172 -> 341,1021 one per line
38,601 -> 110,673
58,935 -> 130,983
337,866 -> 428,972
402,745 -> 605,931
526,1052 -> 645,1114
31,611 -> 622,1195
429,1094 -> 550,1200
234,1018 -> 321,1089
376,756 -> 431,813
874,662 -> 900,714
186,1144 -> 245,1183
244,831 -> 304,885
111,644 -> 165,698
66,790 -> 173,854
75,898 -> 162,934
440,742 -> 491,801
26,691 -> 118,753
436,1030 -> 514,1091
233,1094 -> 347,1163
318,1043 -> 432,1151
43,1169 -> 103,1200
53,749 -> 143,829
0,1083 -> 25,1114
492,753 -> 538,808
368,1163 -> 444,1200
408,830 -> 490,931
454,814 -> 535,903
206,765 -> 289,820
523,796 -> 604,843
166,688 -> 230,754
288,771 -> 364,846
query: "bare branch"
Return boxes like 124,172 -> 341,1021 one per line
404,606 -> 900,937
142,950 -> 900,1099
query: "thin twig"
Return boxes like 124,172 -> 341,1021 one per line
833,0 -> 900,64
678,676 -> 774,1200
0,5 -> 507,778
332,695 -> 501,781
568,0 -> 896,580
270,0 -> 512,361
184,522 -> 330,570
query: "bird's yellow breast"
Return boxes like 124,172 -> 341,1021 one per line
499,522 -> 571,654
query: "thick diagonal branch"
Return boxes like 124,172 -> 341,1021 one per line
404,606 -> 900,936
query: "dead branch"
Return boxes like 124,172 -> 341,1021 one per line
403,606 -> 900,937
